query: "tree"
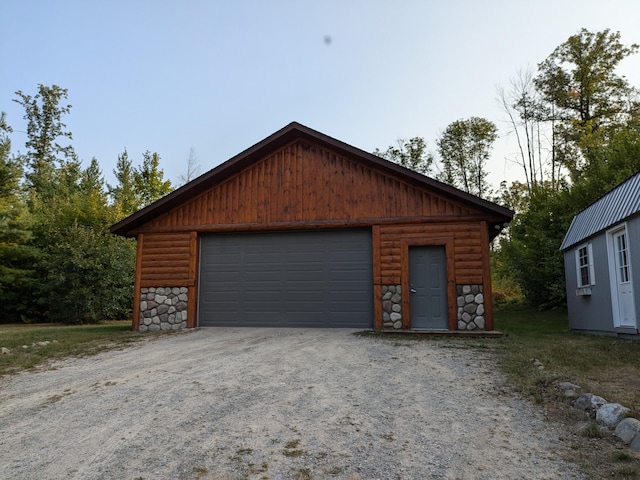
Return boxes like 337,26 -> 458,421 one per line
534,28 -> 639,178
133,150 -> 173,207
373,137 -> 434,175
0,112 -> 37,321
436,117 -> 498,198
177,147 -> 202,186
497,69 -> 553,192
13,84 -> 75,199
109,149 -> 138,218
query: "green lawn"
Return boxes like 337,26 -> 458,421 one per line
0,321 -> 141,377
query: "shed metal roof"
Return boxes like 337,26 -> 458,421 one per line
560,170 -> 640,250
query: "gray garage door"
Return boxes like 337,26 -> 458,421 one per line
198,229 -> 373,327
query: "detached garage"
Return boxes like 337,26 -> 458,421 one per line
111,123 -> 513,332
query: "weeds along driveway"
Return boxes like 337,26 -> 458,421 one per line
0,328 -> 584,480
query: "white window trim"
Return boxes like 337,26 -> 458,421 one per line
575,243 -> 595,289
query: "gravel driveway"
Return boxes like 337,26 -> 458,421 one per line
0,328 -> 584,479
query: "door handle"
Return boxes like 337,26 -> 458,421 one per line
410,287 -> 417,293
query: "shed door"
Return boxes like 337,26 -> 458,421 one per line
609,226 -> 637,329
409,246 -> 448,329
198,230 -> 373,328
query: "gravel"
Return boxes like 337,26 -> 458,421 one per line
0,328 -> 585,479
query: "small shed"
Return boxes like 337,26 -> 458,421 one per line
560,171 -> 640,336
111,122 -> 513,332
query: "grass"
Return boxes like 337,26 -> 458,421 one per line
493,308 -> 640,416
0,321 -> 141,377
492,307 -> 640,478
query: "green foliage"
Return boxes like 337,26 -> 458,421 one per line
108,149 -> 138,218
497,183 -> 575,308
1,84 -> 176,324
36,223 -> 135,324
495,29 -> 640,308
436,116 -> 498,198
0,112 -> 38,321
133,150 -> 172,208
534,28 -> 638,179
373,137 -> 434,175
13,84 -> 75,199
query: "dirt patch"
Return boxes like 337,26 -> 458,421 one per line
0,328 -> 585,479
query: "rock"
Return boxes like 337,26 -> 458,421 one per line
463,303 -> 477,314
557,382 -> 582,398
631,433 -> 640,452
140,301 -> 147,311
382,292 -> 392,301
37,341 -> 50,347
476,304 -> 485,315
532,359 -> 544,370
390,293 -> 401,303
574,393 -> 607,412
596,403 -> 630,428
465,294 -> 475,303
458,321 -> 466,330
474,293 -> 484,304
1,347 -> 10,355
157,304 -> 169,315
391,304 -> 401,313
615,418 -> 640,444
456,296 -> 465,307
393,321 -> 402,329
462,285 -> 471,294
390,312 -> 401,322
148,324 -> 161,332
382,300 -> 392,313
155,295 -> 167,304
475,316 -> 485,329
388,285 -> 396,294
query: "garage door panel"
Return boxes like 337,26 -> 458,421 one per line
198,230 -> 373,327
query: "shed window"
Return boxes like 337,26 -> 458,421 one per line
576,244 -> 595,287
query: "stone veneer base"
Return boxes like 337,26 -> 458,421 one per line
456,285 -> 485,330
382,284 -> 403,330
139,287 -> 188,332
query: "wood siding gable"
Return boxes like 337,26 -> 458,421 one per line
142,140 -> 483,232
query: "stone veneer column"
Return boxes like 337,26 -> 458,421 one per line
382,285 -> 402,330
139,287 -> 188,332
456,285 -> 485,330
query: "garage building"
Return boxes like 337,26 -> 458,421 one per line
110,123 -> 513,331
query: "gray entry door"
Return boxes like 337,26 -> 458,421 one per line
409,246 -> 448,329
198,229 -> 373,328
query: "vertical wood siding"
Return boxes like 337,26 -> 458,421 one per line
146,141 -> 478,229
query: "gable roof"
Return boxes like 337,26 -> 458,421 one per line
560,170 -> 640,250
110,122 -> 513,237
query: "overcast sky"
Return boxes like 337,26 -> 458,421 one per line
2,1 -> 639,191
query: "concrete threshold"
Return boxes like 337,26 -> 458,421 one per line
378,330 -> 504,338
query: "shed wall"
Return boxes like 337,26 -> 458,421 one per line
565,233 -> 614,333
